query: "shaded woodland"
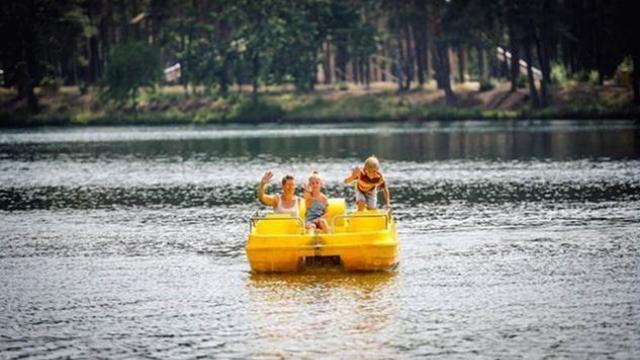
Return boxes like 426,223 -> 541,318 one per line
1,0 -> 638,112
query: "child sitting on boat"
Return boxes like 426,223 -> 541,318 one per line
343,155 -> 391,211
304,171 -> 330,233
257,171 -> 301,217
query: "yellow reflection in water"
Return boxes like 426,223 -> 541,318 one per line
245,270 -> 399,358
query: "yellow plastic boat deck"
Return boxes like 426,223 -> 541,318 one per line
245,199 -> 398,273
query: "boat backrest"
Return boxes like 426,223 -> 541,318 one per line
254,213 -> 302,234
346,210 -> 387,231
326,198 -> 346,226
298,198 -> 346,226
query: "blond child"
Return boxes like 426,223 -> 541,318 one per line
343,155 -> 391,211
304,171 -> 330,233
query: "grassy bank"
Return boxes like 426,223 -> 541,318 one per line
1,81 -> 638,127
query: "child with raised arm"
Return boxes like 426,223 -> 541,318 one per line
344,155 -> 391,211
303,171 -> 330,233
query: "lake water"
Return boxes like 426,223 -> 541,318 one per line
1,120 -> 639,359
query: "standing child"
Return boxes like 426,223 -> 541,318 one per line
304,171 -> 330,233
344,155 -> 391,211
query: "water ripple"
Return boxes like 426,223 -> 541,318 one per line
1,122 -> 640,358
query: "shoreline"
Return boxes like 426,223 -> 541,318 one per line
2,113 -> 639,129
2,82 -> 638,128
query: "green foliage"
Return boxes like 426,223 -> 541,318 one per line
229,97 -> 284,122
3,0 -> 640,119
164,0 -> 381,95
229,0 -> 335,92
0,0 -> 92,109
614,57 -> 633,87
587,70 -> 600,84
567,69 -> 601,85
517,73 -> 527,89
551,63 -> 569,85
40,77 -> 62,95
280,1 -> 327,92
99,42 -> 161,107
170,5 -> 233,96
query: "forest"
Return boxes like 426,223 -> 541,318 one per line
1,0 -> 638,122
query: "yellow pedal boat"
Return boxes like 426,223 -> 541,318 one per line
245,198 -> 398,273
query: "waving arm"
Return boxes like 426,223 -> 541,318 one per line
258,171 -> 278,207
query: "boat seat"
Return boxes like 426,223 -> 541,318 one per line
326,198 -> 346,226
346,210 -> 387,231
254,213 -> 303,235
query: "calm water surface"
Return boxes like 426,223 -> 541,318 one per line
1,120 -> 639,358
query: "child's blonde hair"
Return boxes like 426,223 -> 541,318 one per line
308,170 -> 323,183
364,155 -> 380,170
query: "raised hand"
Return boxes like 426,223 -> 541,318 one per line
351,166 -> 361,178
261,171 -> 273,185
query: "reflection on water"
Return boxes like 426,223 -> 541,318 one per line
246,272 -> 399,358
1,120 -> 638,162
248,271 -> 397,297
1,120 -> 639,358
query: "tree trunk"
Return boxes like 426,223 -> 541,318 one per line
404,24 -> 414,90
218,11 -> 231,97
425,23 -> 432,83
632,53 -> 640,104
429,0 -> 456,104
438,45 -> 455,103
365,58 -> 371,89
499,51 -> 510,79
380,47 -> 386,82
395,32 -> 404,92
523,42 -> 540,108
18,0 -> 40,112
533,1 -> 552,107
456,45 -> 466,83
88,35 -> 101,84
509,31 -> 520,91
323,41 -> 332,84
99,2 -> 112,80
72,50 -> 79,86
536,46 -> 549,106
180,33 -> 188,95
220,56 -> 230,97
534,30 -> 551,107
477,47 -> 488,83
15,63 -> 39,112
335,44 -> 348,82
118,0 -> 129,43
371,56 -> 378,82
507,2 -> 521,91
85,6 -> 101,85
252,54 -> 259,103
414,23 -> 425,86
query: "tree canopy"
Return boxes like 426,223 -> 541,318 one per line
1,0 -> 638,111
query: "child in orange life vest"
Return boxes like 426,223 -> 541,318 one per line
343,156 -> 391,211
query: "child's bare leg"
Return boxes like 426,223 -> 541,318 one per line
356,201 -> 366,211
306,223 -> 316,234
317,218 -> 330,233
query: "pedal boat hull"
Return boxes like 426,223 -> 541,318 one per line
245,200 -> 398,273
